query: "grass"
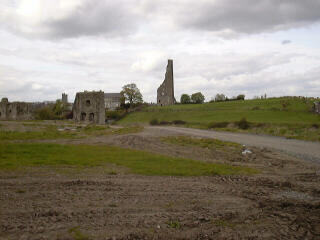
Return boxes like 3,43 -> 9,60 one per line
0,124 -> 144,141
0,125 -> 79,141
68,227 -> 90,240
0,143 -> 257,176
161,136 -> 241,151
118,97 -> 320,141
167,220 -> 181,229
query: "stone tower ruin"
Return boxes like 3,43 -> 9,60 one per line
73,91 -> 105,125
62,93 -> 68,104
157,59 -> 175,106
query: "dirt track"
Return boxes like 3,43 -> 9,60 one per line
148,126 -> 320,164
1,122 -> 320,239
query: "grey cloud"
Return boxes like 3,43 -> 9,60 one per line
282,40 -> 292,45
167,0 -> 320,35
46,1 -> 140,39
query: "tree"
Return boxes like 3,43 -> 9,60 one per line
120,83 -> 143,106
180,94 -> 191,104
191,92 -> 205,104
215,93 -> 226,102
237,94 -> 245,100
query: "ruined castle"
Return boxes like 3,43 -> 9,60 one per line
72,91 -> 105,125
157,59 -> 175,106
0,98 -> 33,120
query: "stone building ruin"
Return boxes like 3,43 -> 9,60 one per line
62,93 -> 68,104
104,93 -> 121,110
157,59 -> 175,106
73,91 -> 105,124
0,98 -> 33,120
314,102 -> 320,114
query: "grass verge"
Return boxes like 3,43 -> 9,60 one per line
0,143 -> 257,176
161,136 -> 242,151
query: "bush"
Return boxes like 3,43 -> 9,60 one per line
191,92 -> 205,104
208,122 -> 229,129
236,117 -> 250,130
180,94 -> 191,104
159,121 -> 172,125
149,119 -> 159,125
237,94 -> 245,100
172,120 -> 186,125
35,107 -> 57,120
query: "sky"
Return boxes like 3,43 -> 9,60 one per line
0,0 -> 319,103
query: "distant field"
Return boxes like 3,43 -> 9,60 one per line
118,97 -> 320,141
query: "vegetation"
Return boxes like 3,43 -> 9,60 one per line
120,83 -> 143,106
0,125 -> 79,141
118,97 -> 320,141
35,100 -> 71,120
180,94 -> 191,104
191,92 -> 205,104
161,136 -> 241,151
0,143 -> 257,176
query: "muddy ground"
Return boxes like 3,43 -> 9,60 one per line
0,121 -> 320,239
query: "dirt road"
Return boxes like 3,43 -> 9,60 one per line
148,126 -> 320,163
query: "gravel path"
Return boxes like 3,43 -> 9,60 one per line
148,126 -> 320,164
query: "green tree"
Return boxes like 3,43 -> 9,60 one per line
180,94 -> 191,104
215,93 -> 226,102
120,83 -> 143,106
236,94 -> 245,100
191,92 -> 205,104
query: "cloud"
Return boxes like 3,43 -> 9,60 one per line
282,40 -> 292,45
0,0 -> 141,39
154,0 -> 320,35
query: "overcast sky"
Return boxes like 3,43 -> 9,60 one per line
0,0 -> 319,103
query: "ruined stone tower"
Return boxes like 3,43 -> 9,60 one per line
73,91 -> 105,125
62,93 -> 68,104
157,59 -> 175,106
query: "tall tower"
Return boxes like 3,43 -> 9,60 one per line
157,59 -> 175,106
62,93 -> 68,104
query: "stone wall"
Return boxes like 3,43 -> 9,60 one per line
314,102 -> 320,114
73,91 -> 105,124
0,98 -> 33,120
157,59 -> 175,106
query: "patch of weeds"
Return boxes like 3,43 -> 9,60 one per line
311,123 -> 319,129
208,121 -> 229,129
172,120 -> 186,125
16,189 -> 26,194
159,121 -> 172,125
235,117 -> 250,130
111,126 -> 143,135
108,203 -> 117,208
0,125 -> 79,141
68,227 -> 90,240
149,119 -> 159,125
108,171 -> 117,175
211,219 -> 235,227
251,106 -> 261,110
167,220 -> 181,229
161,136 -> 241,151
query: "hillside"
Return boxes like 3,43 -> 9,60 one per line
118,97 -> 320,141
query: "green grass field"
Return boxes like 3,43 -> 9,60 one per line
118,97 -> 320,141
0,143 -> 257,176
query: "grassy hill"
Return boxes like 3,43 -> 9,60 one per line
118,97 -> 320,141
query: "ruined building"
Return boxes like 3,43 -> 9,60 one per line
62,93 -> 68,104
314,102 -> 320,114
104,93 -> 122,110
157,59 -> 175,106
73,91 -> 105,124
0,98 -> 33,120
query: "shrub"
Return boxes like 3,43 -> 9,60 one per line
180,94 -> 191,104
311,123 -> 319,129
191,92 -> 205,104
208,122 -> 229,129
172,120 -> 186,125
149,119 -> 159,125
159,121 -> 172,125
237,94 -> 245,100
236,118 -> 250,130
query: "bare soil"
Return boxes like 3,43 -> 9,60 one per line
1,122 -> 320,239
